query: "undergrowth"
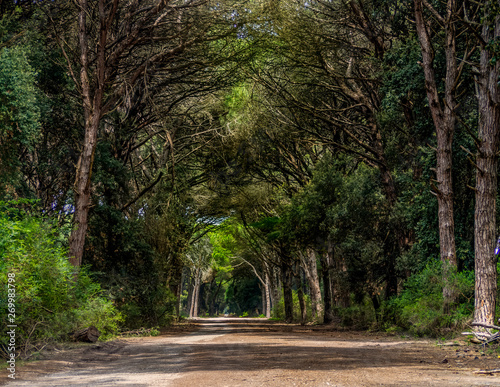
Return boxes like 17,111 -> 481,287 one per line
0,200 -> 122,359
384,260 -> 474,337
269,260 -> 479,338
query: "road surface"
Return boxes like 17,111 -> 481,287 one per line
3,318 -> 500,386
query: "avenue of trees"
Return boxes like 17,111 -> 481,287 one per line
2,0 -> 500,355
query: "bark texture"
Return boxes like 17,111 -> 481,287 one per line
264,264 -> 272,318
281,260 -> 294,323
320,243 -> 334,324
69,0 -> 106,266
474,8 -> 500,325
414,0 -> 459,311
301,249 -> 323,320
190,268 -> 202,318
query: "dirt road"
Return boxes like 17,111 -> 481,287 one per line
3,318 -> 500,386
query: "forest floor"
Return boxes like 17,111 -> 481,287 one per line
2,317 -> 500,386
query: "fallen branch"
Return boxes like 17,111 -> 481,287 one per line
462,322 -> 500,344
471,322 -> 500,330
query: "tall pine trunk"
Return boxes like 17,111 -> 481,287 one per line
474,8 -> 500,325
414,0 -> 459,311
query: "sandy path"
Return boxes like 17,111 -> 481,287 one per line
3,318 -> 500,386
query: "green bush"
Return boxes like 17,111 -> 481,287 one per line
72,298 -> 124,341
384,260 -> 474,336
0,201 -> 122,358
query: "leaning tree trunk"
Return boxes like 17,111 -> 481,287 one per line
69,0 -> 106,267
474,10 -> 500,326
69,114 -> 99,266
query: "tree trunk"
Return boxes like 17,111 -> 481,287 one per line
301,249 -> 323,321
374,137 -> 400,299
320,249 -> 334,324
167,254 -> 184,321
193,272 -> 201,318
69,0 -> 107,267
414,0 -> 459,311
370,292 -> 381,322
264,263 -> 271,318
176,269 -> 185,321
333,252 -> 350,308
297,282 -> 306,325
281,260 -> 294,323
294,261 -> 307,324
210,280 -> 223,317
68,115 -> 99,266
261,283 -> 266,317
272,265 -> 281,314
474,9 -> 500,326
192,281 -> 199,318
190,268 -> 201,318
186,268 -> 192,317
189,279 -> 195,318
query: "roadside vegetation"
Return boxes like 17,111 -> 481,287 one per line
0,200 -> 122,357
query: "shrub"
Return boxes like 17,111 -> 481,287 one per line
72,298 -> 124,341
0,201 -> 122,358
384,260 -> 474,336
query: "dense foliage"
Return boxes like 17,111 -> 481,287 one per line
0,201 -> 122,358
